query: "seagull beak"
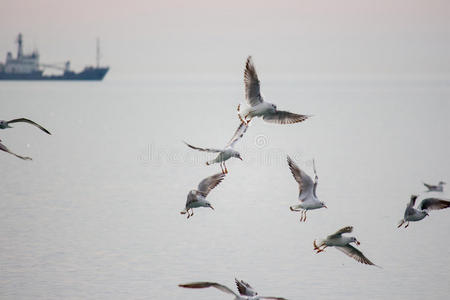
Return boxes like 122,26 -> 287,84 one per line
210,205 -> 215,210
238,157 -> 243,161
323,205 -> 328,209
356,240 -> 361,245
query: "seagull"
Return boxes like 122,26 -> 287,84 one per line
0,139 -> 32,160
180,173 -> 226,218
179,278 -> 287,300
287,156 -> 326,222
0,118 -> 51,135
184,122 -> 247,174
398,195 -> 450,228
313,226 -> 377,266
237,56 -> 310,125
423,181 -> 446,192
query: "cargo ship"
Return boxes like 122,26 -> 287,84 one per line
0,34 -> 109,80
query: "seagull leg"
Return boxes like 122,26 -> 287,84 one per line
220,162 -> 225,174
304,211 -> 307,222
224,162 -> 228,174
405,222 -> 409,228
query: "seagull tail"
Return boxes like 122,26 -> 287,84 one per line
290,204 -> 302,211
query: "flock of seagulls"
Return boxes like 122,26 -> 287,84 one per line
0,118 -> 51,160
177,56 -> 450,298
3,56 -> 448,299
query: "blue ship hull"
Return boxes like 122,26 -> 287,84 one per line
0,67 -> 109,80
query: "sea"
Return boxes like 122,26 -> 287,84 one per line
1,77 -> 449,299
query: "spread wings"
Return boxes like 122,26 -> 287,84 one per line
336,245 -> 376,266
178,282 -> 237,296
244,56 -> 264,107
419,198 -> 450,211
235,278 -> 257,296
184,142 -> 222,153
327,226 -> 353,239
0,140 -> 32,161
226,122 -> 249,148
287,156 -> 314,201
197,173 -> 226,196
263,111 -> 310,124
7,118 -> 51,135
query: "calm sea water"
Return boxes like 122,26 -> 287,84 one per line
1,78 -> 449,299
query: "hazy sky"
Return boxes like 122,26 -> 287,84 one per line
1,0 -> 450,79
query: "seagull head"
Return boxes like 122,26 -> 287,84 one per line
350,237 -> 360,245
0,120 -> 11,128
234,153 -> 243,161
207,203 -> 214,210
321,202 -> 327,208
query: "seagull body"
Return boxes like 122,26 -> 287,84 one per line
237,56 -> 310,125
181,173 -> 225,218
185,122 -> 247,174
313,226 -> 377,266
179,278 -> 287,300
287,156 -> 326,222
398,195 -> 450,228
0,118 -> 51,135
423,181 -> 446,192
0,139 -> 32,161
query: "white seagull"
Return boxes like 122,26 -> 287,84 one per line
287,156 -> 326,222
398,195 -> 450,228
180,173 -> 226,218
237,56 -> 310,125
179,278 -> 287,300
313,226 -> 377,266
0,139 -> 32,161
0,118 -> 51,135
423,181 -> 446,192
184,122 -> 247,174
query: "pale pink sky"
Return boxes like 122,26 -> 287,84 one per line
1,0 -> 449,79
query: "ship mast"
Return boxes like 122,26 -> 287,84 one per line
96,38 -> 100,68
17,33 -> 23,58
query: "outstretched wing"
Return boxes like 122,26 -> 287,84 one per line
244,56 -> 264,106
226,122 -> 249,148
263,111 -> 310,125
328,226 -> 353,239
408,195 -> 418,208
7,118 -> 51,135
336,245 -> 376,266
423,182 -> 434,190
235,278 -> 257,296
197,173 -> 226,196
179,282 -> 237,296
287,156 -> 314,201
419,198 -> 450,211
260,297 -> 288,300
0,141 -> 32,161
184,142 -> 222,153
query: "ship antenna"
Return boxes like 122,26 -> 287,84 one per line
17,33 -> 23,58
96,37 -> 100,68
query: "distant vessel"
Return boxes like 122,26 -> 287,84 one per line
0,33 -> 109,80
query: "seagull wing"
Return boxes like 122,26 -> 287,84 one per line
260,297 -> 288,300
244,56 -> 264,106
184,142 -> 222,153
419,198 -> 450,211
408,195 -> 418,208
226,122 -> 249,148
263,110 -> 310,125
336,244 -> 376,266
0,141 -> 32,161
197,173 -> 226,197
7,118 -> 51,135
179,282 -> 238,296
287,156 -> 314,201
235,278 -> 257,296
328,226 -> 353,239
423,182 -> 434,190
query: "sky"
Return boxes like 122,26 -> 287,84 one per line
1,0 -> 450,79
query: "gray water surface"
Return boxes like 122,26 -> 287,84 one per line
1,79 -> 449,299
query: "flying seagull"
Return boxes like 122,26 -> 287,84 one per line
179,278 -> 287,300
423,181 -> 446,192
0,118 -> 51,135
237,56 -> 310,125
398,195 -> 450,228
184,122 -> 247,174
313,226 -> 377,266
0,139 -> 32,161
287,156 -> 326,222
180,173 -> 226,218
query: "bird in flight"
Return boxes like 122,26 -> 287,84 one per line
184,122 -> 247,174
237,56 -> 310,125
423,181 -> 446,192
0,139 -> 32,161
179,277 -> 288,299
313,226 -> 377,266
398,195 -> 450,228
287,156 -> 326,222
181,173 -> 226,218
0,118 -> 51,135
